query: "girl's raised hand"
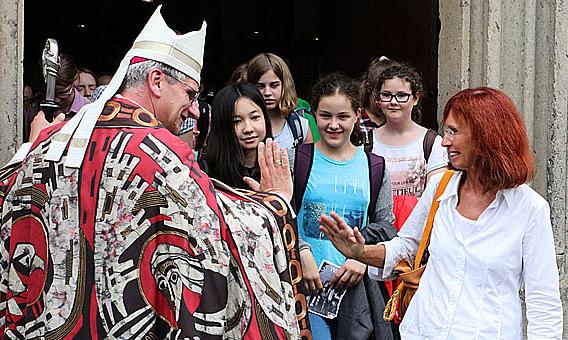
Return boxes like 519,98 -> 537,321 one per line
243,138 -> 293,201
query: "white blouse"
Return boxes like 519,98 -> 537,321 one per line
381,172 -> 563,339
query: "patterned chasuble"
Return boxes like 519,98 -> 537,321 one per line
0,97 -> 310,339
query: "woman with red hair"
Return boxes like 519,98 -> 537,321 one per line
319,87 -> 563,339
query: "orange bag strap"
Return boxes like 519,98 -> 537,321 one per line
413,170 -> 454,270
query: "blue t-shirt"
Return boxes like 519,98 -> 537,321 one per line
297,147 -> 370,267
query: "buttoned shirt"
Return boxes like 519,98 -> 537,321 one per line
382,171 -> 563,339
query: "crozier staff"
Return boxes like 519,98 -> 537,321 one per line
0,6 -> 306,339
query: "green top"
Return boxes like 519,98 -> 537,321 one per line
295,98 -> 320,142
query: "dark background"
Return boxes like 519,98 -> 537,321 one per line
24,0 -> 440,129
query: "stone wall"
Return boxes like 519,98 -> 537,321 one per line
0,0 -> 23,166
439,0 -> 568,336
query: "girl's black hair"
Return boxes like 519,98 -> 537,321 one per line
206,82 -> 272,188
309,73 -> 364,146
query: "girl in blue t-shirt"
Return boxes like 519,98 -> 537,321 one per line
296,73 -> 394,339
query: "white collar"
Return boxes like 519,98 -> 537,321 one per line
437,171 -> 515,208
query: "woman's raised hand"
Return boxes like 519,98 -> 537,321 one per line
319,211 -> 365,260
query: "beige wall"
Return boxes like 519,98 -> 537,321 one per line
0,0 -> 24,166
439,0 -> 568,336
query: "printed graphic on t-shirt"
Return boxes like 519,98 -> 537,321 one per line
302,175 -> 366,239
372,129 -> 447,198
386,155 -> 426,197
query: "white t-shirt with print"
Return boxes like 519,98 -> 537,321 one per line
372,129 -> 447,197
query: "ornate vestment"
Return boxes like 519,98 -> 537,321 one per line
0,97 -> 310,339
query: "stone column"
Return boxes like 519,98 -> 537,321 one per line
0,0 -> 24,166
438,0 -> 568,335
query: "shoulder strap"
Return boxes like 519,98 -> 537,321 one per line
287,111 -> 304,148
363,129 -> 374,153
293,143 -> 314,211
197,148 -> 209,174
413,170 -> 454,269
365,152 -> 385,220
194,101 -> 211,152
422,129 -> 438,163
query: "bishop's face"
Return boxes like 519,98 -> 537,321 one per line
157,75 -> 200,135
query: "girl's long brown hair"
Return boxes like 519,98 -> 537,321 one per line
245,53 -> 297,117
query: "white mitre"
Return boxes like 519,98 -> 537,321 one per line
43,5 -> 207,168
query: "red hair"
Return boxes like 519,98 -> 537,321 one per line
443,87 -> 535,192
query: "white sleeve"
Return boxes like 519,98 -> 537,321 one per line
4,143 -> 32,168
522,200 -> 563,339
426,135 -> 447,173
380,172 -> 444,279
299,116 -> 309,141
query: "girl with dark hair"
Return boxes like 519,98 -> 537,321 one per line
296,73 -> 395,340
320,87 -> 562,339
372,62 -> 447,198
204,82 -> 273,188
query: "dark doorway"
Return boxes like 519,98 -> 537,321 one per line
24,0 -> 439,128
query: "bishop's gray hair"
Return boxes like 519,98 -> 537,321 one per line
120,60 -> 188,90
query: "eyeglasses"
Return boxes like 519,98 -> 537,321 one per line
171,76 -> 200,104
442,127 -> 459,139
55,85 -> 74,100
376,92 -> 414,103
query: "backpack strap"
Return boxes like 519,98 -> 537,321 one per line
422,129 -> 438,163
287,111 -> 305,148
365,151 -> 385,221
197,148 -> 209,174
293,143 -> 314,211
362,129 -> 374,153
194,101 -> 211,153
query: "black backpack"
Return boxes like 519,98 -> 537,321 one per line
422,128 -> 438,163
286,110 -> 305,148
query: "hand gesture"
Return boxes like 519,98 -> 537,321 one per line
300,249 -> 323,295
331,259 -> 366,288
319,211 -> 365,260
29,111 -> 65,143
243,138 -> 293,201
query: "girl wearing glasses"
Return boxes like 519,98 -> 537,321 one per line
372,63 -> 447,198
202,82 -> 273,189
